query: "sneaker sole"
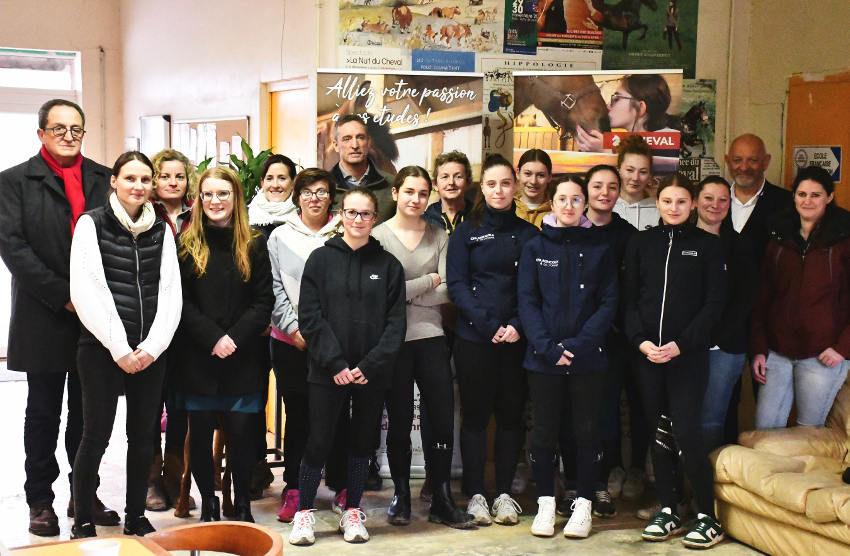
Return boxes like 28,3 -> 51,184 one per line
343,534 -> 369,543
642,528 -> 683,542
493,516 -> 519,525
592,509 -> 618,518
531,527 -> 555,537
428,513 -> 477,530
563,527 -> 591,538
683,533 -> 725,549
289,536 -> 315,546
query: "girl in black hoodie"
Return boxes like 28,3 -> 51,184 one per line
623,173 -> 727,549
289,187 -> 406,546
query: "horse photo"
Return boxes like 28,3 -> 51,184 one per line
680,100 -> 711,158
584,0 -> 658,50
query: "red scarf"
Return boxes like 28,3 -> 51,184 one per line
40,145 -> 85,234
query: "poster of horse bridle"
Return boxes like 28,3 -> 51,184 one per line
512,69 -> 683,181
317,69 -> 484,180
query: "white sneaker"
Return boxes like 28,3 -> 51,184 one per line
530,496 -> 556,537
491,493 -> 522,525
623,467 -> 646,500
339,508 -> 369,543
288,509 -> 315,546
607,466 -> 626,498
563,497 -> 592,538
466,494 -> 492,526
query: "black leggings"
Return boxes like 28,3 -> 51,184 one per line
386,337 -> 454,486
454,338 -> 526,496
73,343 -> 165,522
189,409 -> 256,503
529,371 -> 602,500
271,339 -> 348,491
634,350 -> 714,517
299,382 -> 385,510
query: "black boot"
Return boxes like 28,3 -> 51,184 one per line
200,496 -> 221,523
70,522 -> 96,539
429,481 -> 476,529
123,515 -> 155,536
386,448 -> 411,525
234,498 -> 254,523
364,452 -> 383,491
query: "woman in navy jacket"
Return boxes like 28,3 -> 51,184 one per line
447,154 -> 538,526
623,173 -> 727,549
518,175 -> 618,539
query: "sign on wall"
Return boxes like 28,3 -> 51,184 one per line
793,145 -> 842,182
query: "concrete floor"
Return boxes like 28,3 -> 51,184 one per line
0,379 -> 761,554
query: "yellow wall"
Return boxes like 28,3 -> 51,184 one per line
1,0 -> 124,165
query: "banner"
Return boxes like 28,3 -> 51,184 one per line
513,69 -> 682,176
317,70 -> 484,179
338,0 -> 505,72
598,0 -> 698,79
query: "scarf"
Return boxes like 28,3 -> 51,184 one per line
248,192 -> 296,226
110,193 -> 157,238
40,145 -> 84,233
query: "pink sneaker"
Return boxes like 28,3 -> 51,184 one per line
333,489 -> 347,515
277,489 -> 299,523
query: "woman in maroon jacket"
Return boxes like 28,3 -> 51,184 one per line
751,165 -> 850,429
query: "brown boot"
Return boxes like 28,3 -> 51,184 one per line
146,451 -> 168,511
163,447 -> 196,510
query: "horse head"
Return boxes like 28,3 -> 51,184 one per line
518,75 -> 610,139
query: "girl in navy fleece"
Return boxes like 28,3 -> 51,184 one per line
518,176 -> 618,539
447,154 -> 538,526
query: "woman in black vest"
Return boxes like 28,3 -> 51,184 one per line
176,167 -> 274,524
69,151 -> 182,538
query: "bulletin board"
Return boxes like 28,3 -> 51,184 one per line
170,116 -> 250,166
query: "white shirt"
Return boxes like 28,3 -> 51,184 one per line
613,197 -> 660,231
730,179 -> 766,233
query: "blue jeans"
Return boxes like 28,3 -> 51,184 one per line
701,350 -> 745,452
755,350 -> 850,429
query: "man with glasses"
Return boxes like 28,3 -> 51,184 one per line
0,99 -> 116,536
329,114 -> 395,225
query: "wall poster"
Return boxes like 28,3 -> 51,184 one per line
512,69 -> 683,177
677,78 -> 721,182
597,0 -> 698,79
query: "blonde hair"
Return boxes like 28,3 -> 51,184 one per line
151,149 -> 198,201
178,166 -> 258,281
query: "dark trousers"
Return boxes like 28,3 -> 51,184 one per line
454,338 -> 526,496
271,339 -> 348,491
386,337 -> 455,486
634,350 -> 715,517
73,343 -> 165,522
24,369 -> 85,507
530,371 -> 602,500
189,409 -> 255,503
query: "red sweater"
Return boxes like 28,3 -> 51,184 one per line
750,206 -> 850,360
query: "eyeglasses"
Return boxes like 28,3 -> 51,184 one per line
300,189 -> 330,200
342,208 -> 376,221
200,190 -> 232,202
609,93 -> 636,106
42,125 -> 85,140
553,196 -> 586,208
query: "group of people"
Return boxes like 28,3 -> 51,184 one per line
1,100 -> 848,551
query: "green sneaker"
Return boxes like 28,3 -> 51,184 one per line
682,513 -> 725,549
642,507 -> 683,541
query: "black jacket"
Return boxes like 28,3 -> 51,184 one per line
517,224 -> 618,374
175,226 -> 274,396
724,181 -> 792,263
423,188 -> 477,234
330,160 -> 396,224
0,154 -> 109,373
623,223 -> 727,354
298,235 -> 406,388
81,203 -> 166,348
711,224 -> 757,354
447,203 -> 539,343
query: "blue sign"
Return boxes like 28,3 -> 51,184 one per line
411,50 -> 475,73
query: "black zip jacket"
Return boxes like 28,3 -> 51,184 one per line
447,203 -> 539,344
298,235 -> 406,388
591,211 -> 636,330
712,223 -> 757,354
623,223 -> 727,354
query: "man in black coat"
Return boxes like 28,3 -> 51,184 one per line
724,133 -> 793,262
0,99 -> 115,536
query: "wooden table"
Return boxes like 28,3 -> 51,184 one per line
12,536 -> 171,555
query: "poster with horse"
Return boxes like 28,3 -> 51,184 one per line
537,0 -> 604,50
677,78 -> 721,182
512,69 -> 682,176
317,69 -> 484,181
594,0 -> 698,78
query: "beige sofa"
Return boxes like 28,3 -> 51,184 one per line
713,378 -> 850,555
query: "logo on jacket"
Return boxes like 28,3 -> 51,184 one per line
681,250 -> 698,256
370,274 -> 381,280
535,257 -> 559,268
470,233 -> 495,242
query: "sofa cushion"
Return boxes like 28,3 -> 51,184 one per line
739,426 -> 846,460
714,444 -> 805,485
806,486 -> 850,525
